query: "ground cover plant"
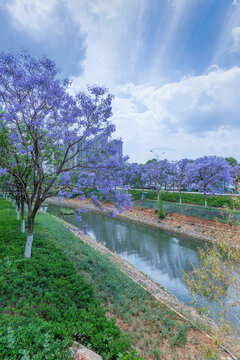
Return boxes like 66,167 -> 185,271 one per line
0,199 -> 139,360
39,205 -> 223,359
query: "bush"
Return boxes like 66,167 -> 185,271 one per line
157,189 -> 166,219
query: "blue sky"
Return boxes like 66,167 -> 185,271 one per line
0,0 -> 240,162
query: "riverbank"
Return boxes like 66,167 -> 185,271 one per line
2,198 -> 238,359
48,197 -> 240,246
47,198 -> 240,359
42,212 -> 227,360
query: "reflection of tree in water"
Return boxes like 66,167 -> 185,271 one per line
83,212 -> 200,280
47,203 -> 240,327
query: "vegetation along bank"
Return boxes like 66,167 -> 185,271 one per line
0,199 -> 229,359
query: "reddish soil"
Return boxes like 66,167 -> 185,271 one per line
105,310 -> 219,360
129,206 -> 240,245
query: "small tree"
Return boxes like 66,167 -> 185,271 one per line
171,159 -> 189,204
184,196 -> 240,356
225,157 -> 238,166
157,189 -> 166,218
146,159 -> 169,200
129,163 -> 147,199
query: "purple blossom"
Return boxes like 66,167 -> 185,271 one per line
187,156 -> 233,207
170,159 -> 190,204
0,50 -> 130,256
109,209 -> 116,218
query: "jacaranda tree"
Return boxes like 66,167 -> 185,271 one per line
170,159 -> 190,204
0,50 -> 131,258
145,159 -> 169,200
188,156 -> 233,208
129,163 -> 147,199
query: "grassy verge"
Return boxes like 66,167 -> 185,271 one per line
0,200 -> 139,360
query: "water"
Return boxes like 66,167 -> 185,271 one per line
47,203 -> 240,328
47,203 -> 201,305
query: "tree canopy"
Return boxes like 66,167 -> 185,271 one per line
0,49 -> 131,258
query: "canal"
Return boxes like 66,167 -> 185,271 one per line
47,202 -> 239,329
47,203 -> 202,305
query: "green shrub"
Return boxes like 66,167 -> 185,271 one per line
129,190 -> 236,208
0,316 -> 71,360
157,190 -> 166,219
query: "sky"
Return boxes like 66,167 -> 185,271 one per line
0,0 -> 240,163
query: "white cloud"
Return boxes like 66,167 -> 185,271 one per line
2,0 -> 240,163
68,0 -> 146,87
232,26 -> 240,52
3,0 -> 58,39
111,66 -> 240,162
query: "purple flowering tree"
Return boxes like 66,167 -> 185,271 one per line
0,50 -> 131,258
128,163 -> 147,199
230,164 -> 240,193
145,159 -> 169,200
171,159 -> 189,204
188,156 -> 233,208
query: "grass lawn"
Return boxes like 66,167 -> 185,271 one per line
0,199 -> 219,359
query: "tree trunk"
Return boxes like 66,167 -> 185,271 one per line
157,189 -> 160,201
141,188 -> 144,200
17,201 -> 20,220
9,195 -> 11,203
24,211 -> 34,259
21,199 -> 25,233
179,191 -> 182,204
204,193 -> 207,208
12,199 -> 15,207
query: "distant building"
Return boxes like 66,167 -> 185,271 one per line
109,139 -> 123,159
69,135 -> 123,168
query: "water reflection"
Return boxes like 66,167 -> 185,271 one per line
48,203 -> 201,304
48,203 -> 240,329
86,212 -> 201,302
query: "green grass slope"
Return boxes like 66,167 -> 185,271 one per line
0,200 -> 138,360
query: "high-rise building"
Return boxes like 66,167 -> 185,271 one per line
68,135 -> 123,169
